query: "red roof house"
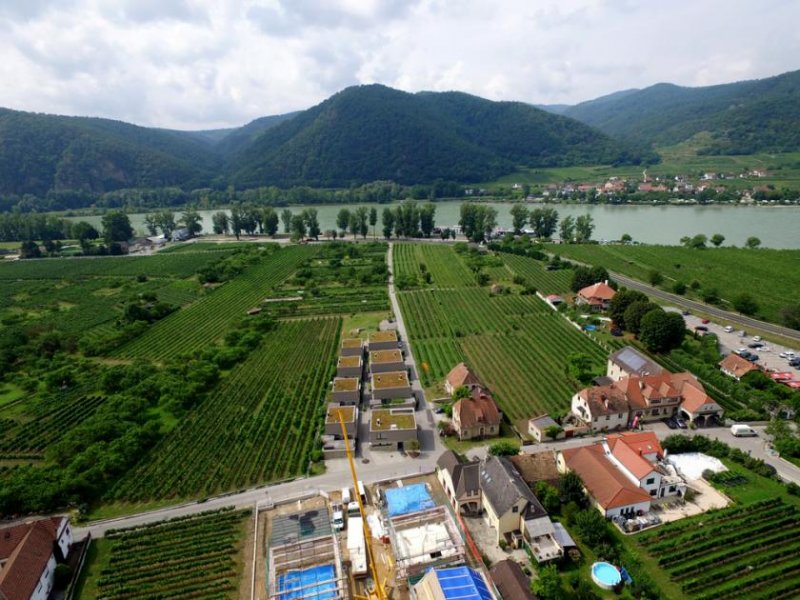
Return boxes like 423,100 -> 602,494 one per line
445,362 -> 483,395
576,281 -> 616,311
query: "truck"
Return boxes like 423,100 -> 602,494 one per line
346,504 -> 367,578
331,502 -> 344,532
357,480 -> 367,505
730,424 -> 758,437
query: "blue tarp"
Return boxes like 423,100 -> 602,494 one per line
385,483 -> 435,517
278,564 -> 337,600
434,566 -> 493,600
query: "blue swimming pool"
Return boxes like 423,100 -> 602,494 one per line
591,562 -> 621,590
278,564 -> 337,599
385,483 -> 435,517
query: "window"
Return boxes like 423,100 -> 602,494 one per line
669,486 -> 676,492
646,477 -> 655,485
605,415 -> 610,420
652,408 -> 659,415
618,413 -> 623,418
650,489 -> 657,496
512,505 -> 519,513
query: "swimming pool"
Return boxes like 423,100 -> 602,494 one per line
591,562 -> 621,590
278,564 -> 337,599
385,483 -> 436,517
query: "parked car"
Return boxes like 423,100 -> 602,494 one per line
753,336 -> 762,342
695,325 -> 709,332
731,424 -> 758,437
736,347 -> 748,355
681,310 -> 690,316
724,325 -> 734,333
701,318 -> 710,324
676,418 -> 688,429
789,358 -> 800,367
748,342 -> 764,349
746,354 -> 760,362
665,417 -> 678,430
780,352 -> 790,359
739,330 -> 747,337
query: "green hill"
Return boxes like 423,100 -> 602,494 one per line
559,69 -> 800,154
228,84 -> 651,188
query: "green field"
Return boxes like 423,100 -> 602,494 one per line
546,243 -> 800,325
393,243 -> 478,288
77,508 -> 249,600
110,317 -> 340,501
395,244 -> 606,426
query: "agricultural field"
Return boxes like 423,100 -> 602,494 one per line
397,270 -> 606,423
393,243 -> 478,288
115,245 -> 318,361
109,317 -> 340,501
545,243 -> 800,325
77,508 -> 250,600
499,253 -> 573,294
636,498 -> 800,599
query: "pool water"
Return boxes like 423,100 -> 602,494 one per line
278,564 -> 337,599
591,562 -> 622,589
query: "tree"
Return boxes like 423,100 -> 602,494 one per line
544,425 -> 564,441
369,207 -> 378,239
623,300 -> 660,334
532,564 -> 565,600
419,203 -> 436,237
558,471 -> 588,508
336,209 -> 351,236
608,289 -> 648,329
574,509 -> 611,547
230,206 -> 243,240
733,293 -> 759,316
488,441 -> 519,456
559,215 -> 575,243
212,212 -> 229,235
780,304 -> 800,330
567,352 -> 594,384
648,269 -> 664,286
262,208 -> 279,236
154,210 -> 176,238
530,207 -> 559,238
574,213 -> 594,243
681,234 -> 707,249
639,309 -> 685,352
482,207 -> 498,241
672,281 -> 687,295
354,207 -> 369,238
302,208 -> 321,240
570,265 -> 610,293
459,203 -> 497,243
72,221 -> 99,252
143,213 -> 158,236
745,236 -> 762,249
290,215 -> 307,240
711,233 -> 725,247
180,208 -> 203,236
281,209 -> 293,234
510,203 -> 529,234
452,385 -> 471,401
620,233 -> 632,243
381,208 -> 396,239
101,211 -> 133,244
19,240 -> 41,258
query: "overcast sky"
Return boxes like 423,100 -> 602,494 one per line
1,0 -> 798,130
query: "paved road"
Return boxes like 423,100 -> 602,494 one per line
611,272 -> 800,343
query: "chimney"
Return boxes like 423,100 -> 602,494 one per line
639,380 -> 645,390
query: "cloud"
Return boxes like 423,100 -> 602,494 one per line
0,0 -> 797,129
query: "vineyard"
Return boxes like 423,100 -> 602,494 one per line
499,253 -> 573,294
637,498 -> 800,599
82,508 -> 249,600
115,245 -> 319,361
398,286 -> 606,422
544,243 -> 800,325
110,317 -> 340,501
393,243 -> 477,288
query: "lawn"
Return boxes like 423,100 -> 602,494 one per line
545,243 -> 800,326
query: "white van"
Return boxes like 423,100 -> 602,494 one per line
341,487 -> 351,505
357,480 -> 367,505
730,424 -> 758,437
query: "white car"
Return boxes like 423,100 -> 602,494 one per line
753,336 -> 762,342
780,352 -> 788,359
736,347 -> 748,355
724,325 -> 734,333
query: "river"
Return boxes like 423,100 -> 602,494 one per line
68,202 -> 800,249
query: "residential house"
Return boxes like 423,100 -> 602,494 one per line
369,349 -> 405,374
340,338 -> 364,357
171,227 -> 191,242
444,363 -> 482,396
436,450 -> 482,515
332,377 -> 360,405
480,456 -> 562,561
337,355 -> 363,378
413,566 -> 496,600
368,330 -> 399,352
0,517 -> 72,600
719,353 -> 759,380
615,372 -> 683,425
509,452 -> 560,488
607,347 -> 663,381
571,385 -> 629,431
576,281 -> 616,311
369,408 -> 417,450
489,560 -> 536,600
674,373 -> 724,426
325,403 -> 358,439
453,388 -> 502,441
527,415 -> 563,442
371,371 -> 413,401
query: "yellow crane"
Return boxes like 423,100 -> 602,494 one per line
337,408 -> 387,600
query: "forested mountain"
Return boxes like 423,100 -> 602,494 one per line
555,69 -> 800,154
213,112 -> 300,155
0,108 -> 222,196
228,85 -> 648,187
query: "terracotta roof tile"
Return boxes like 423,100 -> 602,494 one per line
561,445 -> 651,510
446,362 -> 482,389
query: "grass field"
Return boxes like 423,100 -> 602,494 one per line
76,508 -> 250,600
545,243 -> 800,325
109,317 -> 340,501
395,245 -> 607,425
393,243 -> 478,288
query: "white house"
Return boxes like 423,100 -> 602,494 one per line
571,385 -> 629,431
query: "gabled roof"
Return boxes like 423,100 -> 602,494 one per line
480,456 -> 546,520
0,518 -> 64,600
719,353 -> 759,379
561,445 -> 651,510
607,431 -> 663,459
613,373 -> 680,410
490,560 -> 537,600
446,362 -> 482,390
609,347 -> 663,377
577,385 -> 629,416
578,281 -> 616,301
437,451 -> 480,498
454,389 -> 502,429
608,437 -> 657,480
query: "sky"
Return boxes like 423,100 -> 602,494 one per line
0,0 -> 798,130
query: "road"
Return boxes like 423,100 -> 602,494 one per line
610,272 -> 800,343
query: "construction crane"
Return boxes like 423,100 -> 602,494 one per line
337,408 -> 387,600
